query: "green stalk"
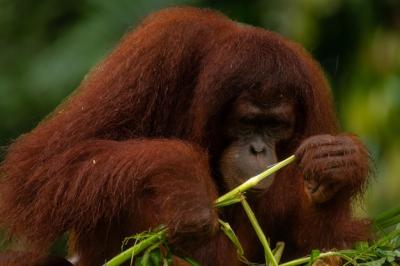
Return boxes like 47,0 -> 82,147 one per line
105,231 -> 166,266
218,219 -> 247,262
278,251 -> 350,266
215,155 -> 296,206
272,242 -> 285,264
373,204 -> 400,228
278,252 -> 336,266
373,227 -> 400,247
106,155 -> 297,266
376,216 -> 400,229
240,195 -> 278,266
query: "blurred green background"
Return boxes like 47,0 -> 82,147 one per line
0,0 -> 399,253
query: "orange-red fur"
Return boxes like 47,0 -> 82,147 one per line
0,7 -> 370,266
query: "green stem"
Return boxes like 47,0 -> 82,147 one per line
278,251 -> 339,266
273,242 -> 285,264
373,204 -> 400,229
240,195 -> 278,266
374,205 -> 400,223
105,231 -> 165,266
376,216 -> 400,229
373,228 -> 400,247
215,155 -> 296,206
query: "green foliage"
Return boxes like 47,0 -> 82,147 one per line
374,205 -> 400,230
135,247 -> 172,266
340,226 -> 400,265
105,159 -> 400,266
106,226 -> 168,266
107,156 -> 295,266
218,219 -> 248,264
106,205 -> 400,266
308,250 -> 320,265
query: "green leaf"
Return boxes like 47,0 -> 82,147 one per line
162,258 -> 168,266
162,257 -> 170,266
272,242 -> 285,264
359,257 -> 386,266
140,249 -> 152,265
162,247 -> 173,266
308,250 -> 320,265
374,205 -> 400,229
106,227 -> 167,266
389,224 -> 400,248
376,248 -> 400,262
149,249 -> 162,266
139,244 -> 163,266
135,256 -> 145,266
218,219 -> 249,263
214,196 -> 242,208
355,241 -> 370,252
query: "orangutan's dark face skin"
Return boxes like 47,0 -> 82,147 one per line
220,96 -> 295,192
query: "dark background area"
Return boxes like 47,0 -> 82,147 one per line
0,0 -> 399,254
